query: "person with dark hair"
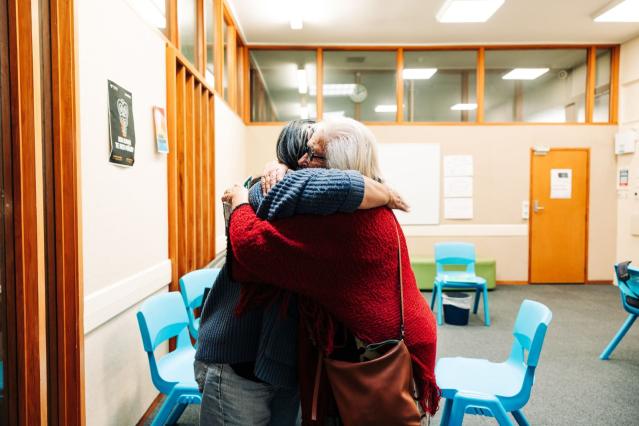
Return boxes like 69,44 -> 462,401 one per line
222,118 -> 439,424
195,119 -> 406,426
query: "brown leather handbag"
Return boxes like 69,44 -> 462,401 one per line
323,222 -> 422,426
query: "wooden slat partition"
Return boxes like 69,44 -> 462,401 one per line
167,44 -> 217,289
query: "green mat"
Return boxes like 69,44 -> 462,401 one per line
410,258 -> 496,291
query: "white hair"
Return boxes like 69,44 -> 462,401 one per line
314,117 -> 382,181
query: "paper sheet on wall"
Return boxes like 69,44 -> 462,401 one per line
444,198 -> 473,219
444,176 -> 473,198
444,155 -> 473,177
550,169 -> 572,199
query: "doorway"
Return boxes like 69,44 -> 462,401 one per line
529,148 -> 589,284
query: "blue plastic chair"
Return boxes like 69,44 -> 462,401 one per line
179,268 -> 220,339
431,242 -> 490,326
436,299 -> 553,426
600,263 -> 639,360
137,292 -> 202,426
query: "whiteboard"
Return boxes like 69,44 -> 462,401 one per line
377,143 -> 440,225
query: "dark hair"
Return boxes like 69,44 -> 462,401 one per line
276,119 -> 316,170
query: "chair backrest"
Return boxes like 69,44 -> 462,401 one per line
179,268 -> 220,337
613,263 -> 639,312
434,242 -> 476,274
137,292 -> 192,391
509,299 -> 553,368
504,300 -> 552,408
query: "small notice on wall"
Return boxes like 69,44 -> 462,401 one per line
550,169 -> 572,199
444,155 -> 473,177
153,106 -> 169,154
444,198 -> 473,219
444,176 -> 473,198
108,80 -> 136,167
618,168 -> 629,188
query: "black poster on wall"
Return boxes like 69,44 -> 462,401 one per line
108,80 -> 136,167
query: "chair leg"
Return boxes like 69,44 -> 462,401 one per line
439,398 -> 453,426
600,314 -> 637,360
449,392 -> 513,426
482,286 -> 490,326
437,285 -> 444,326
431,283 -> 437,310
165,402 -> 187,425
511,409 -> 530,426
473,289 -> 480,314
151,389 -> 179,426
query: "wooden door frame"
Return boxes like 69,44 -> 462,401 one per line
5,0 -> 84,424
528,147 -> 590,284
47,0 -> 85,423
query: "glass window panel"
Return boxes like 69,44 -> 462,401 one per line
323,51 -> 396,122
250,50 -> 317,122
236,43 -> 245,115
178,0 -> 197,66
594,48 -> 612,123
484,49 -> 588,123
128,0 -> 167,31
223,19 -> 229,99
404,50 -> 477,122
205,0 -> 214,87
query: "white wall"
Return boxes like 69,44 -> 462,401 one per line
616,36 -> 639,263
78,0 -> 170,424
214,98 -> 248,253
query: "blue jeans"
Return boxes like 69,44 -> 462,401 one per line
194,361 -> 300,426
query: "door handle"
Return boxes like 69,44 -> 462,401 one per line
533,200 -> 545,213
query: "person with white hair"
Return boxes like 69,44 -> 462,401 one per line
224,117 -> 439,424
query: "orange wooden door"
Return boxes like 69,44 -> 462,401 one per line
529,149 -> 589,283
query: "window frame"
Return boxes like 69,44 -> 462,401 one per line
246,44 -> 620,126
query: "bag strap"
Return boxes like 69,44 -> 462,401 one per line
393,220 -> 405,340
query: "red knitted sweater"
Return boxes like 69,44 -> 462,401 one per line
229,204 -> 440,415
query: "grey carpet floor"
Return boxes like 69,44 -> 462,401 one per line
149,285 -> 639,425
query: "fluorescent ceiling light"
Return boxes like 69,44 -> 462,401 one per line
502,68 -> 549,80
403,68 -> 438,79
594,0 -> 639,22
297,69 -> 308,94
290,18 -> 303,29
375,105 -> 397,113
450,103 -> 478,111
310,84 -> 356,96
436,0 -> 505,23
324,111 -> 345,118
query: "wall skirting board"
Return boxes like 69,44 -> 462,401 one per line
84,259 -> 172,334
402,224 -> 528,237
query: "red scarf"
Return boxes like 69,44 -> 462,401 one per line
230,205 -> 440,415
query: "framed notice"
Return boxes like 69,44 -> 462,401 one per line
550,169 -> 572,199
153,106 -> 169,154
108,80 -> 136,166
